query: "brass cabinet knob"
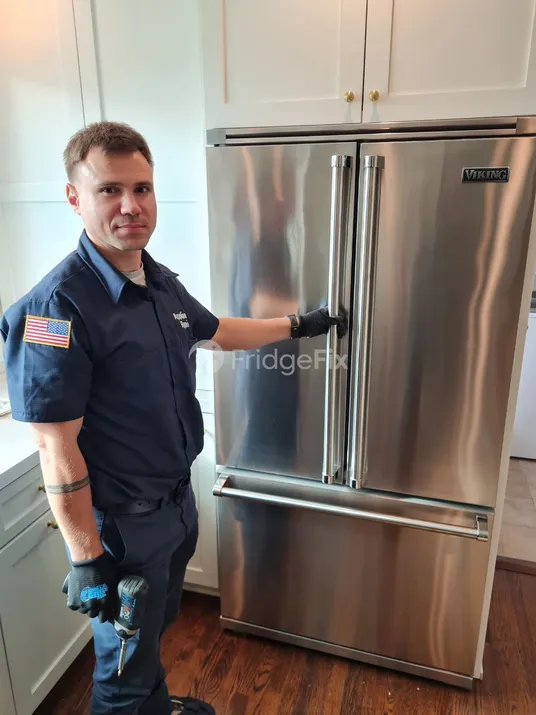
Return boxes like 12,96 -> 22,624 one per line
344,90 -> 355,103
38,484 -> 46,492
47,520 -> 59,530
368,89 -> 380,102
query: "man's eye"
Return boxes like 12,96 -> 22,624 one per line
101,187 -> 117,194
136,186 -> 150,194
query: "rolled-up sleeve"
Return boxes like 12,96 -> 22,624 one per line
0,296 -> 92,423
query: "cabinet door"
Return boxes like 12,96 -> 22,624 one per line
363,0 -> 536,123
201,0 -> 367,129
186,410 -> 218,590
0,622 -> 16,715
0,464 -> 49,550
0,511 -> 92,715
0,0 -> 85,311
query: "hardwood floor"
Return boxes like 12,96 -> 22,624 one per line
36,568 -> 536,715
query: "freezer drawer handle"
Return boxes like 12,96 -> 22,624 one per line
348,154 -> 385,489
323,155 -> 352,485
213,477 -> 489,541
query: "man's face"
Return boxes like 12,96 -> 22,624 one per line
66,147 -> 157,254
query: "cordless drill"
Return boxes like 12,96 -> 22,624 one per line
114,575 -> 149,676
62,572 -> 149,676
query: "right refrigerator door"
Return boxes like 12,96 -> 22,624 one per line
350,137 -> 536,507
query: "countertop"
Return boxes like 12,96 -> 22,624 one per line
0,373 -> 40,490
0,372 -> 214,493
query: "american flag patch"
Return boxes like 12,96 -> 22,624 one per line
23,315 -> 72,349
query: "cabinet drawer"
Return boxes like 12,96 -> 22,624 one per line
0,464 -> 49,549
0,509 -> 92,715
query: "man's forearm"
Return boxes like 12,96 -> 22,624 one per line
211,316 -> 292,351
35,425 -> 103,562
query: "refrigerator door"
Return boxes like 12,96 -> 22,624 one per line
214,469 -> 492,685
207,143 -> 356,482
349,137 -> 536,506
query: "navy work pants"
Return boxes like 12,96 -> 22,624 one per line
89,486 -> 198,714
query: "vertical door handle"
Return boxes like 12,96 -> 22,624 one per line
322,155 -> 352,484
348,155 -> 384,488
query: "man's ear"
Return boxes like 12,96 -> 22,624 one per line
66,183 -> 80,215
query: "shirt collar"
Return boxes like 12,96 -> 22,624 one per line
76,230 -> 178,303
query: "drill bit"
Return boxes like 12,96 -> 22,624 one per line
117,638 -> 127,676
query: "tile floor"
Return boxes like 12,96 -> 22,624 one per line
498,458 -> 536,562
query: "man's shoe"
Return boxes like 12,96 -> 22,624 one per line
170,696 -> 215,714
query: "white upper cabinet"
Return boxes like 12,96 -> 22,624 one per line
363,0 -> 536,123
0,0 -> 84,190
200,0 -> 367,129
200,0 -> 536,129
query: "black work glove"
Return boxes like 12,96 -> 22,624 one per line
297,306 -> 348,339
62,551 -> 119,623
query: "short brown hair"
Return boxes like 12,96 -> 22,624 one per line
63,121 -> 154,180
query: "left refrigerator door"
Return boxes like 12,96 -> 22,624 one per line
206,142 -> 357,482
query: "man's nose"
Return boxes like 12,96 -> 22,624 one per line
121,193 -> 142,215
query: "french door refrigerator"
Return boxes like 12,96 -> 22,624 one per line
205,117 -> 536,688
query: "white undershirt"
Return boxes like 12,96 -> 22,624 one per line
123,264 -> 147,287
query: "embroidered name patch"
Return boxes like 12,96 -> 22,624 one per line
173,311 -> 190,329
23,315 -> 72,349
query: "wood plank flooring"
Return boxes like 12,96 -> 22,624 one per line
35,568 -> 536,715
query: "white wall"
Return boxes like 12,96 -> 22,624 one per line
0,0 -> 212,384
88,0 -> 212,308
0,0 -> 84,312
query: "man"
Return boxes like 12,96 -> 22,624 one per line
0,122 -> 347,715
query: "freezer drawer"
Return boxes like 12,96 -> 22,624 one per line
214,470 -> 492,685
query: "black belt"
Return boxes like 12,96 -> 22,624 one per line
101,474 -> 191,516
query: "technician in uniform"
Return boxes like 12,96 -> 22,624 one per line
0,122 -> 347,715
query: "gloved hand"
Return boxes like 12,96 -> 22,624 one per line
297,306 -> 348,339
62,550 -> 119,623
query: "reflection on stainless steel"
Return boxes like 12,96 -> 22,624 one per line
207,143 -> 355,481
215,470 -> 492,680
358,138 -> 536,506
206,125 -> 536,688
322,155 -> 352,485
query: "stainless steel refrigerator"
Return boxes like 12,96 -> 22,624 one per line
205,116 -> 536,688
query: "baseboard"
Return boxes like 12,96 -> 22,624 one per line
496,555 -> 536,576
184,583 -> 220,598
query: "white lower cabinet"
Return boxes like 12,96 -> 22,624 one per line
0,508 -> 92,715
185,408 -> 219,591
0,398 -> 219,714
0,621 -> 16,715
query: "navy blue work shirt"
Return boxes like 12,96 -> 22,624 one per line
0,230 -> 219,508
